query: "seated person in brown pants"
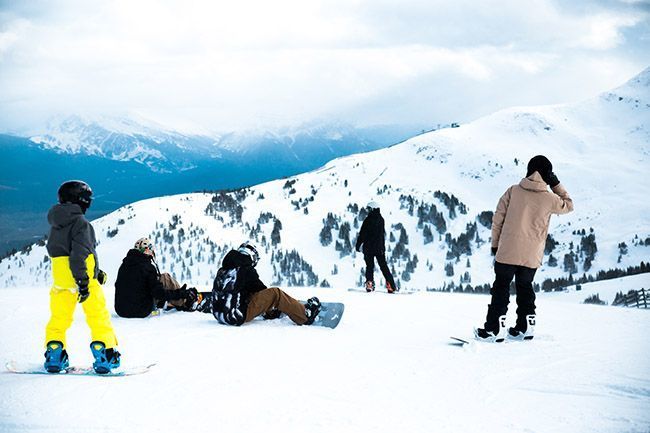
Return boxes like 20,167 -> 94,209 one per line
211,242 -> 321,326
114,238 -> 208,318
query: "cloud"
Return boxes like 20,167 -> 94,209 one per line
0,0 -> 648,133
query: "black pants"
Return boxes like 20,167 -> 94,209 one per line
484,262 -> 537,332
364,253 -> 396,289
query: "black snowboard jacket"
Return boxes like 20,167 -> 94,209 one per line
355,209 -> 386,256
217,249 -> 267,298
212,249 -> 267,325
46,203 -> 99,285
114,249 -> 183,318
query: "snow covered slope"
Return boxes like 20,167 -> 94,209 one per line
0,283 -> 649,433
1,68 -> 649,294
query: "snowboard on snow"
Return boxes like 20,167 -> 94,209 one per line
347,288 -> 414,295
300,301 -> 345,329
449,336 -> 472,346
5,360 -> 156,377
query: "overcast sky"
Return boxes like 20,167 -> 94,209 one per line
0,0 -> 648,134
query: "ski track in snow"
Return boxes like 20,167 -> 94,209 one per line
1,279 -> 649,433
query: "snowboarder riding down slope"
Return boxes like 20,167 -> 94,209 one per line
475,155 -> 574,342
211,242 -> 321,326
44,180 -> 121,374
114,237 -> 209,318
355,201 -> 398,293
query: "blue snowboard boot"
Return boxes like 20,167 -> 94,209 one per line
44,340 -> 69,373
90,341 -> 121,374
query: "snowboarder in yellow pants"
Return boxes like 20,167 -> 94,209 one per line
44,181 -> 120,374
46,256 -> 117,348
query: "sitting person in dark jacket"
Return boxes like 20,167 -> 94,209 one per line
114,238 -> 206,318
212,241 -> 321,326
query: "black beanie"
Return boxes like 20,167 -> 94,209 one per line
527,155 -> 552,177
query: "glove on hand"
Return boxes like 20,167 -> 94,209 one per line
76,279 -> 90,303
97,270 -> 107,285
491,247 -> 498,256
184,287 -> 199,304
542,170 -> 560,188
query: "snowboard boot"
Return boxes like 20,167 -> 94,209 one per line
508,315 -> 536,341
44,341 -> 69,373
304,297 -> 321,325
195,293 -> 214,313
90,341 -> 121,374
474,315 -> 507,343
365,280 -> 375,292
386,281 -> 396,294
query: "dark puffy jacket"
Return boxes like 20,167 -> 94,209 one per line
46,203 -> 98,284
114,249 -> 179,318
355,209 -> 386,255
212,249 -> 267,325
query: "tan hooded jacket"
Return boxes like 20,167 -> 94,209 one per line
492,172 -> 574,269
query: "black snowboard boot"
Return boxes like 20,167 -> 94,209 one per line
508,315 -> 536,341
474,315 -> 507,343
304,297 -> 321,325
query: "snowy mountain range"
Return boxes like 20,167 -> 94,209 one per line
27,116 -> 418,173
1,67 -> 649,293
1,120 -> 420,255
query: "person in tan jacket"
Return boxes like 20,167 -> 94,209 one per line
475,155 -> 574,342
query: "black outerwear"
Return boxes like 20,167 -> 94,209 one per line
212,250 -> 267,324
219,249 -> 267,297
114,249 -> 176,318
46,203 -> 99,284
355,208 -> 385,255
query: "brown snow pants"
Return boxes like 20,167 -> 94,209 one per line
157,273 -> 186,309
245,287 -> 308,325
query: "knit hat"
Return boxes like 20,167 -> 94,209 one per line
526,155 -> 552,177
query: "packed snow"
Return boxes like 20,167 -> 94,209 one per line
1,281 -> 649,433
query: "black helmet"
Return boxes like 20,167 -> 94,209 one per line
58,180 -> 93,212
238,241 -> 259,267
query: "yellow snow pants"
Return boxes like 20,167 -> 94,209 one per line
44,255 -> 118,349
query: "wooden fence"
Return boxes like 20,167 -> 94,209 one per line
612,288 -> 649,309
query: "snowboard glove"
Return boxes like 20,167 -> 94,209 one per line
97,270 -> 107,285
491,247 -> 498,256
76,279 -> 90,303
542,171 -> 560,188
184,287 -> 199,304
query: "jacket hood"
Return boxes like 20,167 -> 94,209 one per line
47,203 -> 84,229
519,172 -> 548,192
123,249 -> 153,265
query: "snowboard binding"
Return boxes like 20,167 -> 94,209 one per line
508,315 -> 536,341
90,341 -> 121,374
44,340 -> 69,373
364,280 -> 375,292
474,315 -> 507,343
304,297 -> 322,325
